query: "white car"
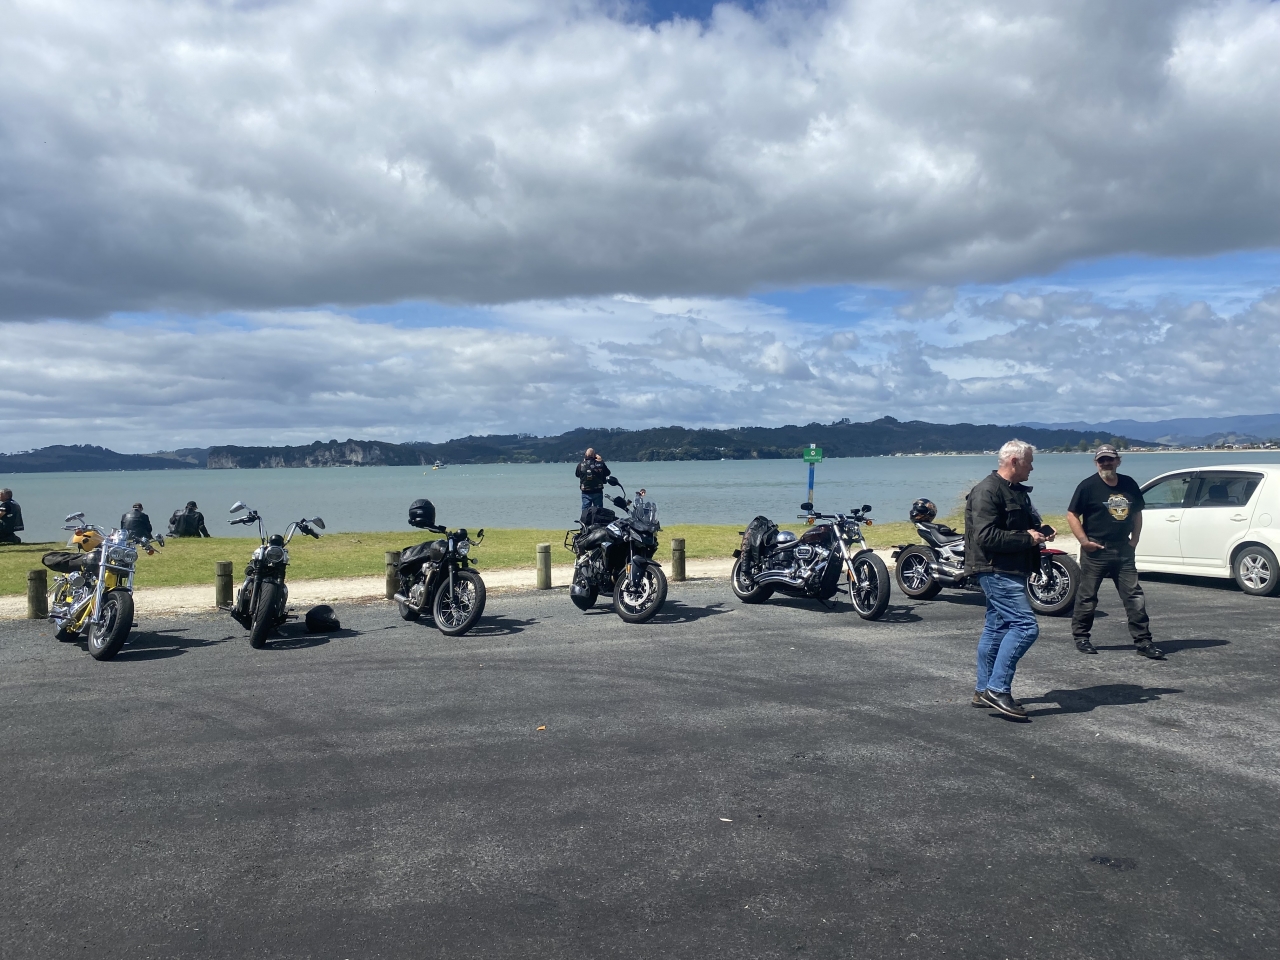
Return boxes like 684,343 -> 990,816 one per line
1136,463 -> 1280,596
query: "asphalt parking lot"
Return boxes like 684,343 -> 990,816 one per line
2,574 -> 1277,960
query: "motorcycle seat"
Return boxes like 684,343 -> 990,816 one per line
918,522 -> 963,547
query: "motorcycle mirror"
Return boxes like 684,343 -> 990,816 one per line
476,528 -> 485,538
612,496 -> 628,509
607,476 -> 620,487
311,517 -> 326,530
862,504 -> 872,513
230,501 -> 247,514
65,512 -> 84,523
800,502 -> 813,511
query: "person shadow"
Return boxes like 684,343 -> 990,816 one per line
1021,683 -> 1183,717
1092,638 -> 1227,656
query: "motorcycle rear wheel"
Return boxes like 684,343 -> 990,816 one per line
87,589 -> 134,661
730,557 -> 775,604
614,564 -> 667,623
894,545 -> 942,600
433,570 -> 486,636
848,553 -> 892,620
1027,555 -> 1080,616
249,582 -> 282,648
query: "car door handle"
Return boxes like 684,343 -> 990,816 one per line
1165,515 -> 1180,522
1230,515 -> 1248,522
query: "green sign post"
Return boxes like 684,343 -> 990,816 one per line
802,444 -> 822,508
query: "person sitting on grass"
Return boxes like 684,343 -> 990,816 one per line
168,501 -> 211,538
0,488 -> 23,544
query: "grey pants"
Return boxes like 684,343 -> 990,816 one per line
1071,543 -> 1152,644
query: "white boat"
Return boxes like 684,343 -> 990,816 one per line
432,460 -> 447,470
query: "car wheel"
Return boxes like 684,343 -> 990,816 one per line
1233,544 -> 1280,596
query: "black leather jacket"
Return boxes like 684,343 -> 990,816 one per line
0,500 -> 22,534
121,509 -> 153,540
576,457 -> 611,492
963,472 -> 1040,577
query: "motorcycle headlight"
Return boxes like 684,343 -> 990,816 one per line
107,545 -> 138,565
456,540 -> 471,557
264,545 -> 285,564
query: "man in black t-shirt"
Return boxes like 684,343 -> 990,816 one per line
1066,445 -> 1161,658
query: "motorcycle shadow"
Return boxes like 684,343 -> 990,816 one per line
649,601 -> 730,625
464,616 -> 540,638
85,628 -> 227,661
877,604 -> 923,624
260,622 -> 358,651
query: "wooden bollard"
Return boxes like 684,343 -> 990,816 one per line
536,543 -> 552,590
27,569 -> 48,619
670,538 -> 686,582
215,561 -> 233,609
385,551 -> 401,600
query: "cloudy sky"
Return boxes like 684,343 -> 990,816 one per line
2,0 -> 1278,452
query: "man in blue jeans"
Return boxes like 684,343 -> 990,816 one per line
964,439 -> 1049,719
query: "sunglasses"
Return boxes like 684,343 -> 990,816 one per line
1096,457 -> 1119,465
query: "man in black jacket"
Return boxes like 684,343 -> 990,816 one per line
964,439 -> 1048,719
0,488 -> 23,544
121,503 -> 153,540
168,501 -> 211,538
575,448 -> 611,513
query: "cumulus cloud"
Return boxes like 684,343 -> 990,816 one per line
3,286 -> 1279,453
2,0 -> 1279,321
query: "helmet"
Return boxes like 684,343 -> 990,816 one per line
305,604 -> 341,633
408,498 -> 437,529
70,527 -> 103,551
909,498 -> 937,523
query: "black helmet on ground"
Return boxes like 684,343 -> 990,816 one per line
408,498 -> 437,529
305,604 -> 341,633
909,498 -> 938,523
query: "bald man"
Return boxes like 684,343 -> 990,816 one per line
575,448 -> 612,513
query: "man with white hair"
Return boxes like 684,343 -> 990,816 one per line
963,439 -> 1050,719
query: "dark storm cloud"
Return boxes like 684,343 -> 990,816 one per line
1,0 -> 1278,321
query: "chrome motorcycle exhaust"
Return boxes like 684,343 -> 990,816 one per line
392,591 -> 423,611
927,561 -> 966,585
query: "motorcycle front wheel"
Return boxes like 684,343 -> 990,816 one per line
893,545 -> 942,600
249,582 -> 282,648
87,589 -> 134,661
848,553 -> 892,620
1027,555 -> 1080,616
730,557 -> 775,604
614,564 -> 667,623
433,570 -> 487,636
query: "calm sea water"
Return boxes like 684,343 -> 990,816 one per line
5,452 -> 1279,543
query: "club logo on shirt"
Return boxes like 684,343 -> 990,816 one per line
1106,493 -> 1131,521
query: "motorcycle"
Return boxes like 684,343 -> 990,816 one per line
44,512 -> 163,660
565,477 -> 667,623
731,502 -> 892,620
393,499 -> 487,636
892,514 -> 1081,616
226,501 -> 326,647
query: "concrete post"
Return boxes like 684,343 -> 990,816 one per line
670,538 -> 686,582
27,569 -> 48,619
215,561 -> 233,608
385,551 -> 401,600
536,543 -> 552,590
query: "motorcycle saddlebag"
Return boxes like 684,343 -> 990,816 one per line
42,550 -> 95,574
399,539 -> 446,573
744,516 -> 778,567
580,505 -> 617,527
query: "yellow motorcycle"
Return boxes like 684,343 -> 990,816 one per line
43,512 -> 163,660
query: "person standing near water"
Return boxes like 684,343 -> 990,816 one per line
0,488 -> 23,544
576,448 -> 611,514
1067,445 -> 1162,659
965,440 -> 1047,719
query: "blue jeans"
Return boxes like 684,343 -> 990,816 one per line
976,573 -> 1040,694
581,490 -> 603,512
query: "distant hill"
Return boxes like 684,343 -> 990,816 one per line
0,444 -> 202,474
1021,413 -> 1280,447
204,418 -> 1138,468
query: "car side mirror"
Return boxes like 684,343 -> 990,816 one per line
862,504 -> 872,513
800,502 -> 813,511
311,517 -> 325,530
607,477 -> 620,487
230,501 -> 247,514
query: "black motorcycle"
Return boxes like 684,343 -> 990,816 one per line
393,498 -> 487,636
565,477 -> 667,623
226,501 -> 326,648
731,502 -> 892,620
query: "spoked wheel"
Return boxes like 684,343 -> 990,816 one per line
893,545 -> 942,600
249,582 -> 282,648
730,557 -> 775,604
433,570 -> 487,636
87,589 -> 134,661
847,553 -> 891,620
1027,555 -> 1080,616
613,564 -> 668,624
